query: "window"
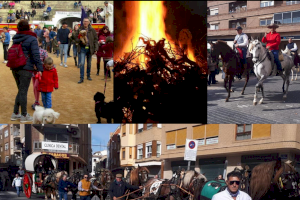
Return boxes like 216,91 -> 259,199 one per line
260,1 -> 274,7
137,145 -> 143,160
146,142 -> 152,158
45,133 -> 68,142
147,124 -> 153,130
210,8 -> 218,15
210,24 -> 219,30
260,19 -> 272,26
157,142 -> 161,158
0,134 -> 2,140
122,132 -> 126,137
274,13 -> 282,24
5,143 -> 8,150
293,11 -> 300,23
283,12 -> 292,24
11,141 -> 13,149
4,130 -> 8,138
0,147 -> 2,152
287,1 -> 300,5
122,148 -> 125,160
138,124 -> 143,133
34,141 -> 42,149
236,124 -> 252,140
5,156 -> 9,163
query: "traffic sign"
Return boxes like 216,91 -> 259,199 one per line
184,139 -> 198,161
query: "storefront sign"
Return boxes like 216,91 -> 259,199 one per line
42,152 -> 69,159
184,139 -> 198,161
206,137 -> 218,145
197,139 -> 205,146
167,144 -> 176,150
42,141 -> 68,151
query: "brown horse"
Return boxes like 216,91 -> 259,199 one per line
91,169 -> 113,200
209,40 -> 253,101
127,165 -> 150,199
250,159 -> 300,200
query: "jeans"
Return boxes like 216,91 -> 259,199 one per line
80,47 -> 92,79
12,69 -> 32,116
16,186 -> 21,196
59,191 -> 68,200
241,47 -> 247,64
59,43 -> 68,63
208,70 -> 216,85
3,43 -> 8,60
56,49 -> 60,57
41,92 -> 52,108
271,49 -> 283,71
73,44 -> 81,64
46,41 -> 52,53
80,196 -> 91,200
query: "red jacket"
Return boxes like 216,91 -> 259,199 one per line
102,42 -> 113,59
262,31 -> 281,51
38,66 -> 58,92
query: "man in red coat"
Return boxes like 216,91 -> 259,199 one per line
262,23 -> 282,76
38,57 -> 58,108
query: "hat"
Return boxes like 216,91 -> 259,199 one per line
116,174 -> 122,178
104,1 -> 108,4
235,26 -> 243,30
267,23 -> 279,29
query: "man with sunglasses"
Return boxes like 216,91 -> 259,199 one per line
78,173 -> 102,200
212,171 -> 251,200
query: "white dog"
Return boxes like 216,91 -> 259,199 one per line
33,106 -> 60,124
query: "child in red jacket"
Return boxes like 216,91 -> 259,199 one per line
38,57 -> 58,108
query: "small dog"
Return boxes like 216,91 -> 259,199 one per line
94,92 -> 115,123
79,30 -> 88,46
0,32 -> 5,43
33,106 -> 60,124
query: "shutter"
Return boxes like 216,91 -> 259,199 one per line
193,125 -> 205,139
136,124 -> 138,134
143,143 -> 146,158
143,124 -> 147,131
129,124 -> 132,134
206,124 -> 219,138
152,140 -> 157,157
166,131 -> 176,145
176,129 -> 187,146
252,124 -> 271,138
134,146 -> 137,159
129,147 -> 132,159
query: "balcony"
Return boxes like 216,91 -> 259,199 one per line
229,18 -> 247,29
14,146 -> 21,151
33,140 -> 79,154
229,1 -> 247,14
13,130 -> 20,137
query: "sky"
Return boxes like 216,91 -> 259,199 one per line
90,124 -> 120,153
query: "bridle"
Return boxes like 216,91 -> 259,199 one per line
252,42 -> 268,67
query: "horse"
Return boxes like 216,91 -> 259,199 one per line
42,174 -> 57,200
232,166 -> 251,194
249,39 -> 294,105
250,159 -> 300,200
91,169 -> 113,200
67,170 -> 84,200
0,170 -> 11,191
209,40 -> 253,102
127,165 -> 150,199
281,48 -> 300,81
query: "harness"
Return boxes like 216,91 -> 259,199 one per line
253,43 -> 269,67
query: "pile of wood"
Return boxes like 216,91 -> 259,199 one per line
114,36 -> 206,123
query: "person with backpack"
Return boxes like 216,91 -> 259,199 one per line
9,20 -> 43,123
31,37 -> 48,110
2,27 -> 10,63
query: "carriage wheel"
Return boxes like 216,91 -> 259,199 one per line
23,173 -> 32,198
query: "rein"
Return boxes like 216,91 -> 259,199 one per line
253,45 -> 268,67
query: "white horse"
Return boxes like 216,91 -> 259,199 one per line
282,48 -> 300,81
249,39 -> 294,105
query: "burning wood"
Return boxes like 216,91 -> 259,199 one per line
114,36 -> 206,123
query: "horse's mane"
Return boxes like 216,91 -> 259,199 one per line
250,161 -> 295,200
216,40 -> 234,52
182,170 -> 198,189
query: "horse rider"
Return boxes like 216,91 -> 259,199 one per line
284,38 -> 300,68
78,173 -> 103,200
212,170 -> 251,200
262,23 -> 283,76
34,161 -> 45,183
233,26 -> 248,79
17,167 -> 25,177
108,174 -> 143,200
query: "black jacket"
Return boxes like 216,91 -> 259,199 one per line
57,28 -> 70,44
108,180 -> 140,200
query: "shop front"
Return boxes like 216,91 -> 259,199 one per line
198,157 -> 226,180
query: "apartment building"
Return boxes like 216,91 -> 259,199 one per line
207,1 -> 300,49
161,124 -> 300,180
107,126 -> 121,176
91,150 -> 107,176
120,124 -> 163,178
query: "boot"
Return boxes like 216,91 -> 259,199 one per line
96,63 -> 100,75
74,57 -> 77,66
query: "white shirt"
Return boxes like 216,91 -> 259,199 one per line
285,43 -> 298,52
12,177 -> 22,187
234,33 -> 249,48
212,189 -> 252,200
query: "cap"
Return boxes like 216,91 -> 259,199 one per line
235,26 -> 243,30
116,174 -> 122,178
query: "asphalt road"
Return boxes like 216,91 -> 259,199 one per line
208,73 -> 300,124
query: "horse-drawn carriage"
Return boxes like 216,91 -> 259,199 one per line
23,153 -> 58,198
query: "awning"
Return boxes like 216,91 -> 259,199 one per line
281,36 -> 300,40
70,155 -> 87,165
135,161 -> 162,167
25,153 -> 57,172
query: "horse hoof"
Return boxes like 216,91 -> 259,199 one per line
259,101 -> 263,104
225,99 -> 229,102
291,79 -> 294,81
241,92 -> 244,95
230,89 -> 234,92
253,102 -> 257,106
283,95 -> 287,100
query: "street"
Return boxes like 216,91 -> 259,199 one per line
208,73 -> 300,123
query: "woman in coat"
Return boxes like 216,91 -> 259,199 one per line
96,26 -> 111,76
10,20 -> 43,123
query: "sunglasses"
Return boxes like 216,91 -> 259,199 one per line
84,177 -> 88,178
229,181 -> 240,185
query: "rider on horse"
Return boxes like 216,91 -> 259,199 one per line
233,26 -> 248,79
34,161 -> 45,183
284,38 -> 300,68
262,23 -> 283,76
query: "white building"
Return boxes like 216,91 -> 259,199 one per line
91,150 -> 107,176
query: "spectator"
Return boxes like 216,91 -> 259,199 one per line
7,14 -> 11,23
47,27 -> 53,53
78,0 -> 81,6
3,1 -> 7,9
41,1 -> 45,8
58,175 -> 76,200
27,10 -> 31,20
31,1 -> 35,8
52,35 -> 59,58
0,16 -> 2,23
103,1 -> 113,32
0,2 -> 3,9
75,17 -> 98,83
46,5 -> 51,13
11,13 -> 15,22
57,21 -> 70,67
8,8 -> 14,15
11,20 -> 43,122
31,8 -> 36,18
41,26 -> 46,49
74,1 -> 77,8
12,173 -> 22,197
34,25 -> 43,40
78,174 -> 102,200
44,26 -> 50,52
9,1 -> 15,9
101,36 -> 113,79
84,6 -> 88,12
2,27 -> 10,63
92,11 -> 97,23
70,24 -> 80,67
87,8 -> 92,16
37,2 -> 41,9
16,10 -> 20,19
20,8 -> 24,17
96,26 -> 110,76
67,27 -> 72,57
50,26 -> 57,52
43,10 -> 49,20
